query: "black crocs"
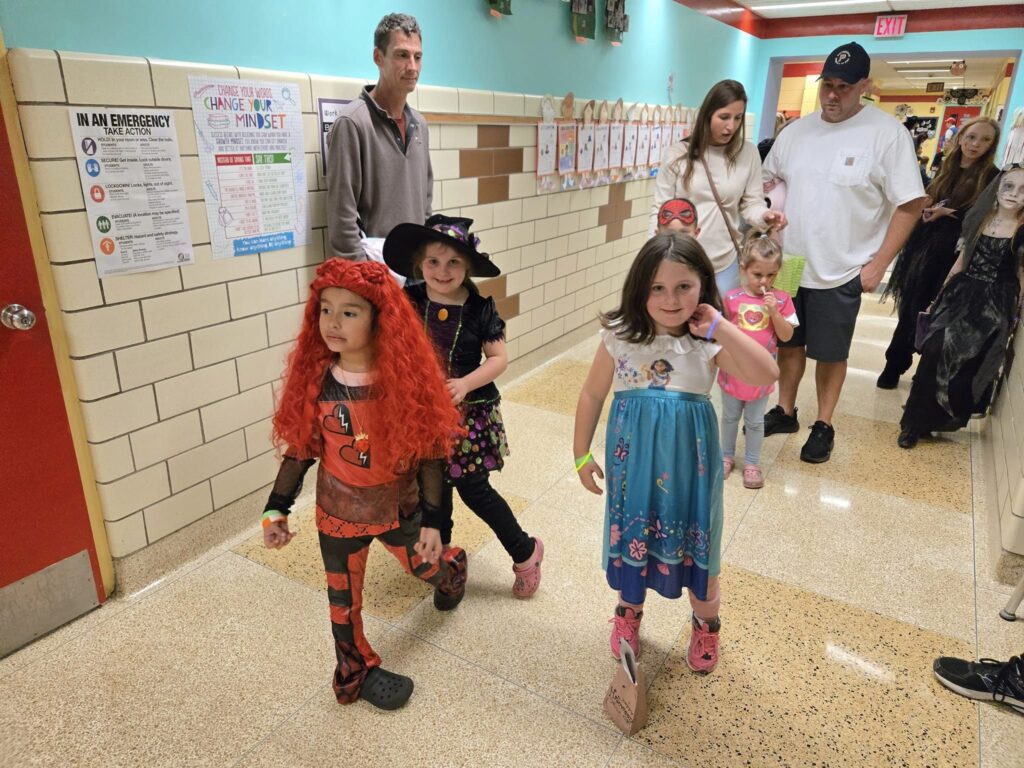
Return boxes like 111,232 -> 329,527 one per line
359,666 -> 413,710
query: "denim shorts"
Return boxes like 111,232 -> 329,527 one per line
779,274 -> 862,362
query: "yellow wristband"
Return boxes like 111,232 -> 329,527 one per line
574,451 -> 593,472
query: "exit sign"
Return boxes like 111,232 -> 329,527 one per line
874,14 -> 907,38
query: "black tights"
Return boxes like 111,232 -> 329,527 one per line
438,471 -> 534,564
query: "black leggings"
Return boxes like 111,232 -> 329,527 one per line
438,471 -> 534,564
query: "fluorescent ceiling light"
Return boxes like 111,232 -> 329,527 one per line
886,59 -> 960,65
895,69 -> 954,73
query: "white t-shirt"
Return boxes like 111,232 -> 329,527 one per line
650,141 -> 770,273
762,106 -> 925,289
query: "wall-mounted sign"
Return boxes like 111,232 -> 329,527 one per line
925,82 -> 946,93
189,76 -> 308,259
68,107 -> 193,277
874,14 -> 907,38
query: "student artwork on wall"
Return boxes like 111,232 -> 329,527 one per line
608,98 -> 625,182
592,101 -> 611,184
672,106 -> 686,144
605,0 -> 629,45
621,104 -> 639,180
488,0 -> 512,16
648,106 -> 663,178
570,0 -> 596,42
536,94 -> 559,193
577,99 -> 597,189
557,93 -> 578,190
636,107 -> 651,171
189,76 -> 308,259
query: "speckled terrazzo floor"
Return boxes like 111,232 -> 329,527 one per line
2,296 -> 1022,767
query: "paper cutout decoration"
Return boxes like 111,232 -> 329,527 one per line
571,0 -> 596,41
606,0 -> 629,45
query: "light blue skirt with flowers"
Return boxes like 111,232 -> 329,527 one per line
602,389 -> 723,604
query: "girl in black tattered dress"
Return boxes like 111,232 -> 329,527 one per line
899,166 -> 1024,448
878,116 -> 1000,389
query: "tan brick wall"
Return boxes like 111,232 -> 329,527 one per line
9,46 -> 666,558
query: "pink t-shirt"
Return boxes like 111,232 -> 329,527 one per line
716,287 -> 798,401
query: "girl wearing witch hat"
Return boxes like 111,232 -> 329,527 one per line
385,214 -> 545,598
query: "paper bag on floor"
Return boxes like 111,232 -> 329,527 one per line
603,638 -> 648,735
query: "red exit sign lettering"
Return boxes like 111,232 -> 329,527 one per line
875,14 -> 907,38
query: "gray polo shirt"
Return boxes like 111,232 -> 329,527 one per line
325,86 -> 434,260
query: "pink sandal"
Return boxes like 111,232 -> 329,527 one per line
742,465 -> 764,489
722,456 -> 735,479
512,537 -> 544,598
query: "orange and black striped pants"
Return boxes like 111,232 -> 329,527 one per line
318,510 -> 466,704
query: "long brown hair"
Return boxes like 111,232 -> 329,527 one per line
672,80 -> 747,188
928,116 -> 1000,210
601,233 -> 722,344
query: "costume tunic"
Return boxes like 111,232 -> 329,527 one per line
600,328 -> 724,604
405,283 -> 509,482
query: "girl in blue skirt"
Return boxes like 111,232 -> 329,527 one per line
573,233 -> 778,673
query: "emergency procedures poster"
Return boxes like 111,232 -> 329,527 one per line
68,107 -> 193,277
188,77 -> 308,259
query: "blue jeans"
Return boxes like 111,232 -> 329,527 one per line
720,392 -> 768,466
715,257 -> 740,298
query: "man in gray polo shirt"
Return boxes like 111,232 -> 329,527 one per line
326,13 -> 433,261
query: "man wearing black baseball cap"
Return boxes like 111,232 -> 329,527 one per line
760,41 -> 926,463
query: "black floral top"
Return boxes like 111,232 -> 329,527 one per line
404,283 -> 506,404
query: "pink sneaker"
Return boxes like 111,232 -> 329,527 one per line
722,456 -> 735,478
609,606 -> 642,660
687,614 -> 720,673
512,537 -> 544,598
742,465 -> 764,489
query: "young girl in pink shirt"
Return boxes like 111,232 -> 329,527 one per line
718,233 -> 797,488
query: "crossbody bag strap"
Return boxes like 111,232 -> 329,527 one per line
699,154 -> 743,256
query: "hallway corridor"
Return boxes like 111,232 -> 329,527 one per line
1,299 -> 1021,767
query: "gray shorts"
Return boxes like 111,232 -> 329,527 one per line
779,274 -> 862,363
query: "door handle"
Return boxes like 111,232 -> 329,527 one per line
1,304 -> 36,331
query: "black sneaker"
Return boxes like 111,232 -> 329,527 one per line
800,421 -> 834,463
876,366 -> 901,390
763,405 -> 799,436
933,654 -> 1024,714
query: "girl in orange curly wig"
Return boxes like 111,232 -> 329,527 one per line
261,259 -> 467,712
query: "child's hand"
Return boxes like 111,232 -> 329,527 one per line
446,378 -> 470,406
762,210 -> 787,232
414,526 -> 443,564
578,459 -> 605,495
263,519 -> 294,549
763,292 -> 779,316
687,304 -> 720,339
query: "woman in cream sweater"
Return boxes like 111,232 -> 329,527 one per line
651,80 -> 786,295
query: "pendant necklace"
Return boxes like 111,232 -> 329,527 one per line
334,363 -> 370,452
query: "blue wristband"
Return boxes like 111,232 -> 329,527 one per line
706,311 -> 722,340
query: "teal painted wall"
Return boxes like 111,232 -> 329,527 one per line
0,0 -> 759,111
1,0 -> 1015,153
752,30 -> 1022,156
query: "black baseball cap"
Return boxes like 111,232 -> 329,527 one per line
819,41 -> 870,84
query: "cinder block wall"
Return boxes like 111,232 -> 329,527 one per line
9,47 -> 664,561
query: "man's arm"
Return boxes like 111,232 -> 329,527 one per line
423,123 -> 434,217
859,196 -> 926,292
325,117 -> 367,260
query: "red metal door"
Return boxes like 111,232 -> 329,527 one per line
0,72 -> 106,656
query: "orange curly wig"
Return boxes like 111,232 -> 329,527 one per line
273,259 -> 463,469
